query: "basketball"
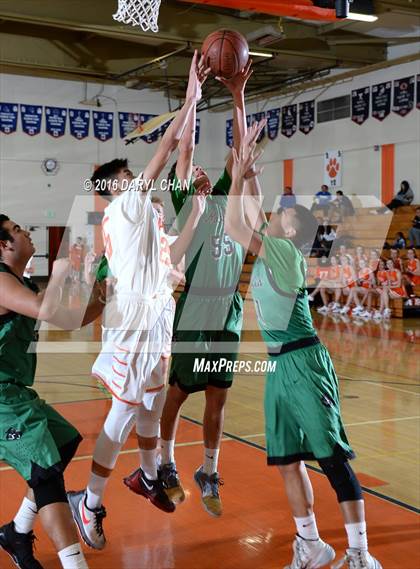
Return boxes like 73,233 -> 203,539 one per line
202,29 -> 249,79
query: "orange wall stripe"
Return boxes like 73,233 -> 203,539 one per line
283,159 -> 294,189
381,144 -> 395,205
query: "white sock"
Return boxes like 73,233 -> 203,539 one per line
86,472 -> 109,510
13,497 -> 37,534
203,448 -> 219,475
140,448 -> 158,480
345,521 -> 368,550
160,439 -> 175,465
294,513 -> 320,541
58,543 -> 88,569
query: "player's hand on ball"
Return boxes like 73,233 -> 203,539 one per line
216,59 -> 253,94
187,50 -> 204,103
51,258 -> 71,281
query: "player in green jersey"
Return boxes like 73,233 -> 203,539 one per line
224,124 -> 382,569
0,214 -> 106,569
158,62 -> 258,517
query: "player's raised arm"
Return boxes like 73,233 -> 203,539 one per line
169,192 -> 207,266
225,121 -> 265,255
142,51 -> 209,187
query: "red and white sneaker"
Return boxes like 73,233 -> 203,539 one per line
67,491 -> 106,550
123,467 -> 175,513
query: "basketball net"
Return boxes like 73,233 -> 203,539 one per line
113,0 -> 162,32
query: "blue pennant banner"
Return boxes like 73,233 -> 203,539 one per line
0,102 -> 18,134
195,117 -> 201,145
45,106 -> 67,138
118,112 -> 140,138
266,108 -> 280,140
351,87 -> 370,125
281,104 -> 297,138
226,118 -> 234,147
93,111 -> 114,141
393,75 -> 415,117
299,101 -> 315,135
139,113 -> 159,143
20,104 -> 43,136
69,109 -> 90,139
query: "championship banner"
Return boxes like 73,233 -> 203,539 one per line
417,75 -> 420,110
372,81 -> 391,121
20,104 -> 42,136
69,109 -> 90,140
246,114 -> 252,127
0,103 -> 18,134
139,113 -> 159,143
226,118 -> 233,147
252,111 -> 266,142
266,108 -> 280,140
195,117 -> 201,145
324,150 -> 342,188
393,76 -> 415,117
281,104 -> 297,138
351,87 -> 370,125
118,112 -> 140,138
299,100 -> 315,135
93,111 -> 114,142
45,106 -> 67,138
124,111 -> 176,144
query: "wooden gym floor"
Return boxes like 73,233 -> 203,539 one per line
1,305 -> 419,568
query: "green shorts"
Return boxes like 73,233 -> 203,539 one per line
169,291 -> 243,393
0,384 -> 81,484
264,343 -> 354,465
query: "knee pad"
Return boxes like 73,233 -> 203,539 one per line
104,397 -> 136,444
135,398 -> 164,438
32,472 -> 67,511
318,458 -> 363,503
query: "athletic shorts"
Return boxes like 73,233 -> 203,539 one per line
0,384 -> 81,485
169,291 -> 243,393
264,343 -> 355,465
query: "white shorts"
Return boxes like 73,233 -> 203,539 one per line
92,294 -> 175,407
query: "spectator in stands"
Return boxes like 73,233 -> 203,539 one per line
408,207 -> 420,248
355,258 -> 376,318
369,249 -> 380,271
403,249 -> 420,300
321,225 -> 337,251
373,259 -> 389,320
338,255 -> 364,316
390,247 -> 402,271
329,190 -> 355,221
372,180 -> 414,214
380,259 -> 407,318
314,255 -> 342,313
310,184 -> 332,216
391,231 -> 406,249
279,186 -> 296,209
356,246 -> 368,266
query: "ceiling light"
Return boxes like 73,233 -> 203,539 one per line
249,51 -> 274,58
347,12 -> 378,21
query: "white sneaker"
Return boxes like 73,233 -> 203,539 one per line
352,306 -> 364,315
317,306 -> 329,314
67,491 -> 106,550
284,535 -> 335,569
373,311 -> 382,320
340,306 -> 350,314
383,308 -> 392,319
331,303 -> 342,313
332,548 -> 382,569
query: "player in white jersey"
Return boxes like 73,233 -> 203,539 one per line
68,52 -> 209,551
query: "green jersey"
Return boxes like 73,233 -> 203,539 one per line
171,170 -> 244,291
251,236 -> 316,348
0,263 -> 38,387
96,255 -> 110,282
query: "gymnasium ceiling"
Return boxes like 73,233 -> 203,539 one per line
0,0 -> 419,111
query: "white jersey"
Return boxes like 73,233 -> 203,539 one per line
92,180 -> 175,406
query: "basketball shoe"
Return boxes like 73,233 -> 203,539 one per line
158,462 -> 186,503
0,522 -> 43,569
284,534 -> 335,569
123,467 -> 175,513
67,491 -> 106,550
332,549 -> 382,568
194,466 -> 223,517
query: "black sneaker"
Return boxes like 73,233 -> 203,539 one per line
123,467 -> 176,513
0,521 -> 43,569
158,462 -> 186,504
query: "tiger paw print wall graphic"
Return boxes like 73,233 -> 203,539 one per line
326,157 -> 340,179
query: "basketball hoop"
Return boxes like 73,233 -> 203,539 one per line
113,0 -> 162,33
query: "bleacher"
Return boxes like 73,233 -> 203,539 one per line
173,206 -> 419,318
